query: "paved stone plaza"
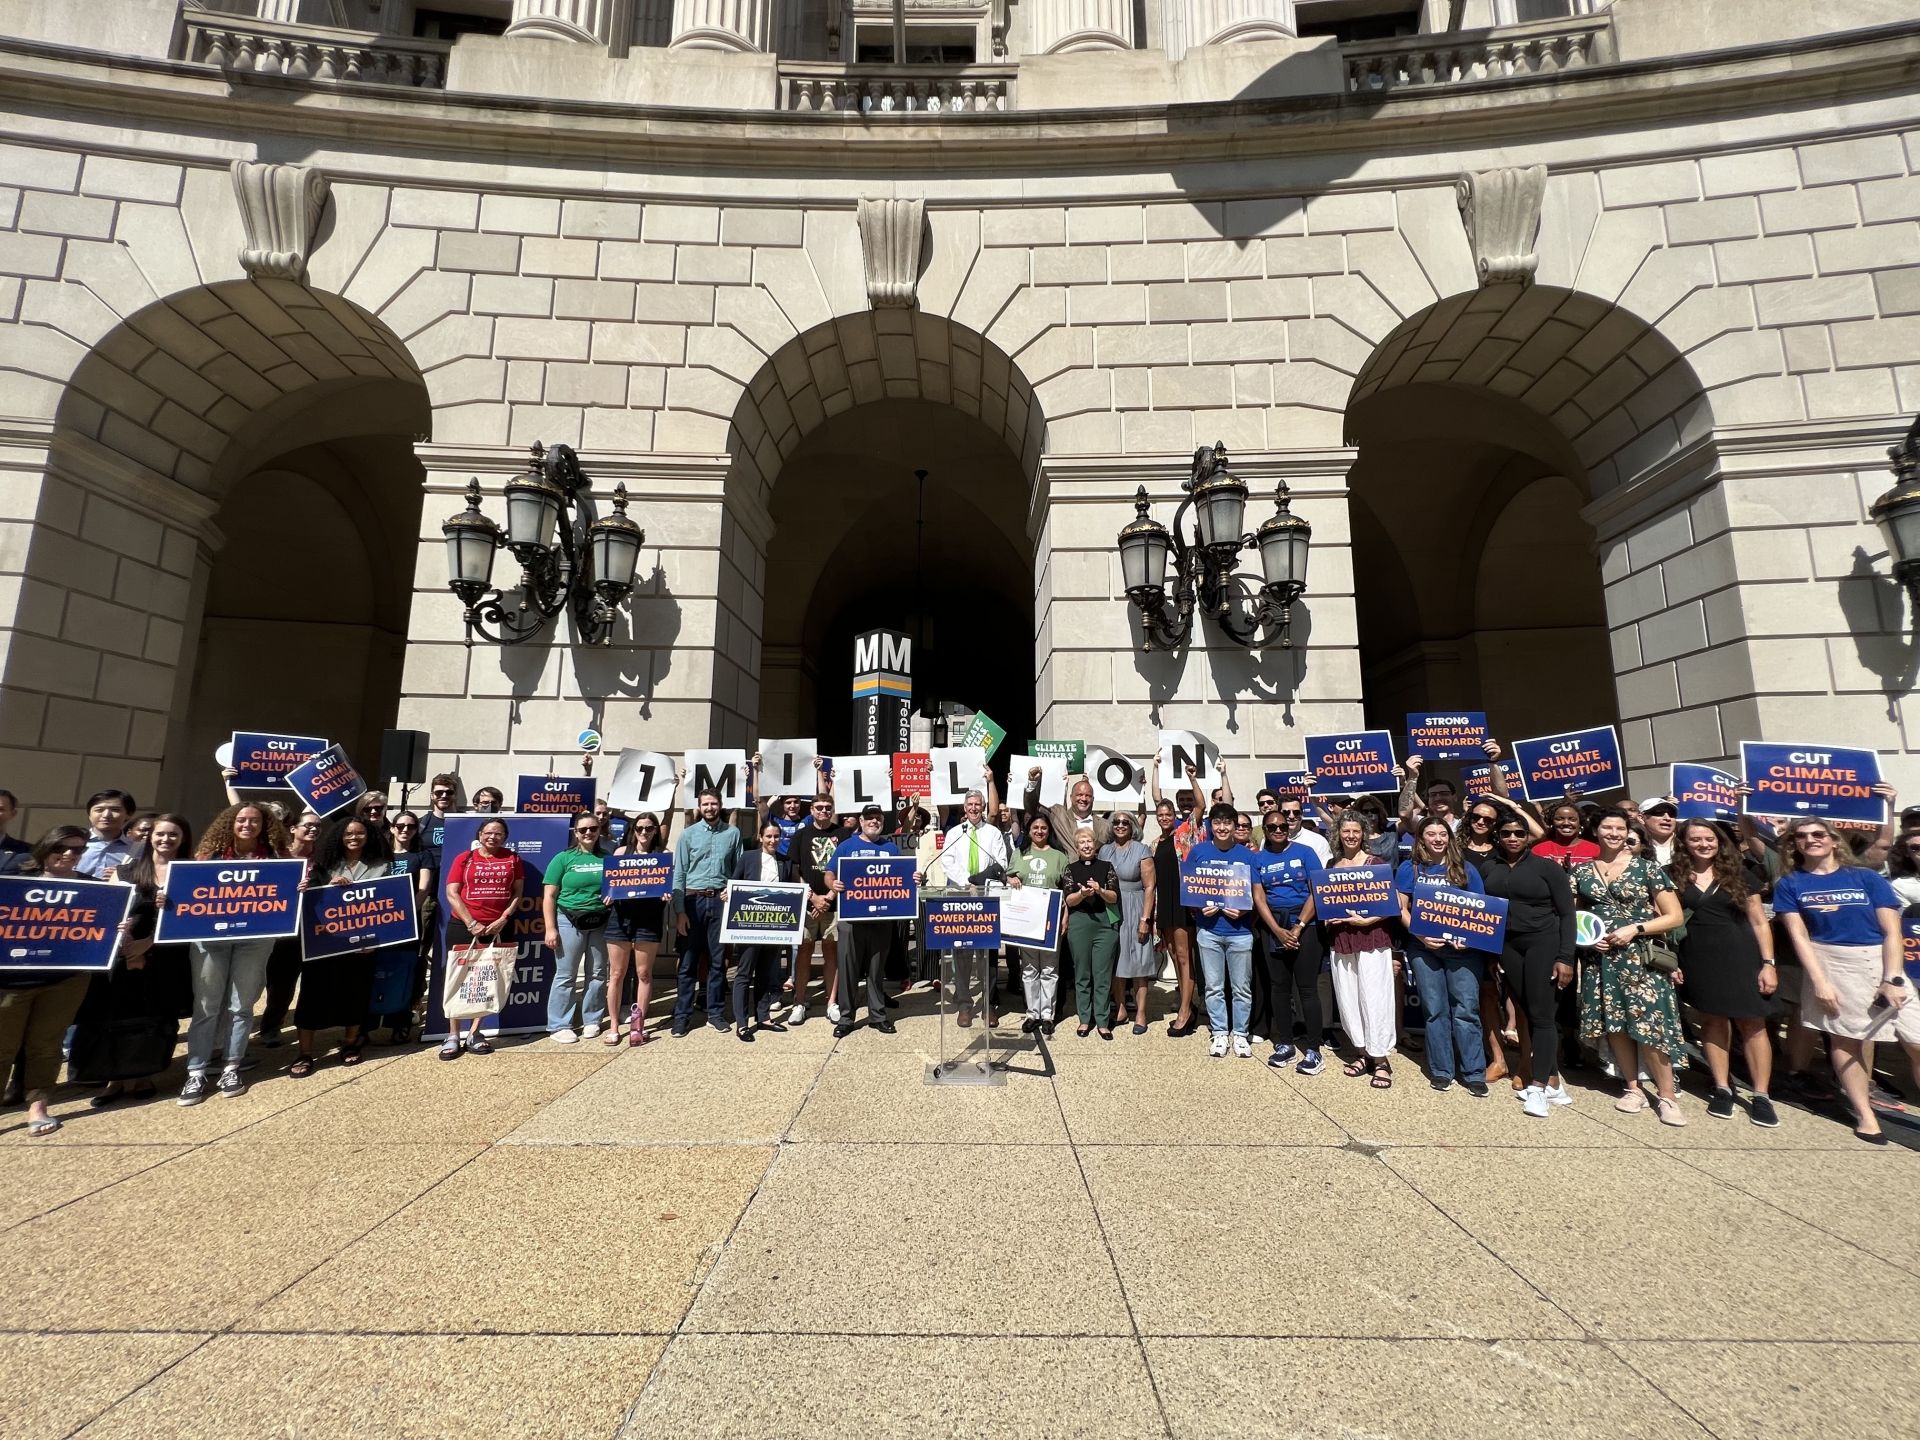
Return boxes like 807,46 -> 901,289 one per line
5,988 -> 1917,1439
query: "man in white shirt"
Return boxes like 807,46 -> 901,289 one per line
932,789 -> 1010,1026
1275,797 -> 1330,864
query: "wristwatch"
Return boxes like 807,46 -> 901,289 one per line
1885,974 -> 1909,988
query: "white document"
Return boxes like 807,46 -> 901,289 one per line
757,738 -> 819,798
683,748 -> 748,808
1014,754 -> 1068,808
1084,744 -> 1146,808
606,749 -> 679,813
830,754 -> 894,813
999,886 -> 1061,947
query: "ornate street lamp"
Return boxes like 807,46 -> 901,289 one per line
1118,443 -> 1312,651
440,442 -> 644,647
1870,415 -> 1920,619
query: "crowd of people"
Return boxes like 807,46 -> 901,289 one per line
1,735 -> 1915,1146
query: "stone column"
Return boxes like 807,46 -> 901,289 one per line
507,0 -> 618,45
1027,0 -> 1133,54
669,0 -> 773,52
1180,0 -> 1296,49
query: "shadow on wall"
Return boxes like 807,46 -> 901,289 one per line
1842,547 -> 1918,719
1129,596 -> 1313,732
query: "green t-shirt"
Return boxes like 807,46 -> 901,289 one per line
1012,844 -> 1068,891
543,849 -> 606,911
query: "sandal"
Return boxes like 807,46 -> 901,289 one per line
1370,1061 -> 1393,1090
467,1034 -> 494,1054
340,1042 -> 364,1067
27,1115 -> 61,1137
601,1027 -> 622,1047
1343,1056 -> 1373,1078
288,1055 -> 317,1079
437,1037 -> 463,1061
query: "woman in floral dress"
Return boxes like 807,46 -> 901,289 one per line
1572,809 -> 1689,1125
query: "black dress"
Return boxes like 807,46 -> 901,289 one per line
294,865 -> 383,1032
1154,833 -> 1182,926
67,888 -> 190,1083
1676,880 -> 1770,1019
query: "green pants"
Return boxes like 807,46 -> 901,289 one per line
1068,912 -> 1118,1026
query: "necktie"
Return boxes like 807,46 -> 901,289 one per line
968,825 -> 980,876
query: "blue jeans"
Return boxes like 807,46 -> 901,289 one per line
1410,945 -> 1486,1083
547,914 -> 610,1033
674,894 -> 728,1028
186,938 -> 275,1075
1196,928 -> 1253,1037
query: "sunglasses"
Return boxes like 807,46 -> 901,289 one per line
51,843 -> 86,855
574,825 -> 600,834
393,821 -> 419,830
1470,814 -> 1496,825
1793,831 -> 1832,843
1264,825 -> 1285,834
1496,828 -> 1527,838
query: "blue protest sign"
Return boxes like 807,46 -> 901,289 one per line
1463,759 -> 1522,796
1903,909 -> 1920,984
1407,885 -> 1509,953
1740,742 -> 1885,824
1304,731 -> 1398,795
1406,712 -> 1488,761
604,815 -> 630,846
605,852 -> 672,901
229,730 -> 328,789
1307,865 -> 1400,924
719,881 -> 809,945
515,774 -> 597,816
923,894 -> 1002,950
0,876 -> 133,971
156,859 -> 306,943
1512,726 -> 1623,801
1180,852 -> 1254,909
285,744 -> 368,819
1263,770 -> 1311,801
836,855 -> 918,921
300,873 -> 418,962
425,812 -> 571,1038
1000,886 -> 1063,949
1671,763 -> 1741,822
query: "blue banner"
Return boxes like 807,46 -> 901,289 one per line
300,872 -> 419,962
1512,726 -> 1623,801
285,743 -> 369,818
425,812 -> 571,1038
515,774 -> 597,816
1305,730 -> 1398,795
1903,908 -> 1920,984
719,882 -> 808,945
0,875 -> 134,971
1672,763 -> 1741,822
605,852 -> 672,900
1307,865 -> 1400,924
604,815 -> 630,846
1740,741 -> 1885,824
836,855 -> 918,921
230,730 -> 328,790
156,858 -> 306,943
1463,759 -> 1522,796
1263,770 -> 1311,801
1407,885 -> 1509,954
1180,852 -> 1254,909
923,894 -> 1002,950
1406,712 -> 1488,761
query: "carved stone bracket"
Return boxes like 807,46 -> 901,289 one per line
1456,164 -> 1547,287
856,196 -> 926,309
230,160 -> 331,283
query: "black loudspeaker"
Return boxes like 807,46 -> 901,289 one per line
379,728 -> 431,785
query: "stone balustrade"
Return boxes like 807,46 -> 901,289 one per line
1343,12 -> 1612,93
782,63 -> 1016,113
180,10 -> 451,87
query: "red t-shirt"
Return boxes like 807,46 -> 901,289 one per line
1532,838 -> 1600,868
448,849 -> 521,925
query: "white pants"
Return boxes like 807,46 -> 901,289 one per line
1331,947 -> 1397,1058
1017,946 -> 1058,1021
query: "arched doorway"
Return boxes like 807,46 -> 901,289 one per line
721,312 -> 1045,761
1344,284 -> 1712,774
49,279 -> 429,817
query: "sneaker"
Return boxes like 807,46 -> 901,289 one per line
216,1068 -> 248,1099
232,1057 -> 260,1075
256,1026 -> 282,1049
789,1003 -> 807,1026
826,1002 -> 842,1024
1296,1048 -> 1324,1078
1654,1096 -> 1687,1127
177,1073 -> 209,1106
1706,1087 -> 1736,1120
1614,1089 -> 1649,1114
1232,1035 -> 1251,1058
1462,1079 -> 1490,1098
581,1023 -> 603,1040
1749,1094 -> 1780,1128
1269,1042 -> 1297,1067
1544,1083 -> 1574,1107
1208,1036 -> 1229,1058
1522,1086 -> 1550,1119
1430,1077 -> 1455,1092
1250,1034 -> 1267,1046
550,1029 -> 579,1045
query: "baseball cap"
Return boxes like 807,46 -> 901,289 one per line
1639,797 -> 1677,816
859,803 -> 886,820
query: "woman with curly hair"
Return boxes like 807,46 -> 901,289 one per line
289,812 -> 394,1077
178,802 -> 287,1106
1669,819 -> 1779,1126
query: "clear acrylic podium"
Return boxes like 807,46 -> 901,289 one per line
923,887 -> 1007,1087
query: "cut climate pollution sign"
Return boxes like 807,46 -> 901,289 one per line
0,876 -> 134,971
155,859 -> 307,944
1303,731 -> 1398,795
515,775 -> 596,815
835,856 -> 918,921
1740,742 -> 1885,824
229,731 -> 328,789
300,874 -> 418,962
1672,763 -> 1741,822
284,744 -> 368,818
1511,726 -> 1622,801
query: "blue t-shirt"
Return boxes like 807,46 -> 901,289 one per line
830,834 -> 899,867
773,815 -> 805,857
1772,867 -> 1899,947
1394,859 -> 1486,897
1253,842 -> 1320,915
1187,841 -> 1259,935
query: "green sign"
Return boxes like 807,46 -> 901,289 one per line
1031,739 -> 1085,773
959,711 -> 1007,759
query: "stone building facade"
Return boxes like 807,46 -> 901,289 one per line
0,0 -> 1917,825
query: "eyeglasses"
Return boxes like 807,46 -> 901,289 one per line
295,821 -> 320,831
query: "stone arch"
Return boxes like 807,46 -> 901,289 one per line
711,311 -> 1049,748
11,279 -> 432,819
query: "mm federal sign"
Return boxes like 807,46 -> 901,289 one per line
852,627 -> 912,757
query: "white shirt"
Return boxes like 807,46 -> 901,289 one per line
1292,828 -> 1331,864
749,851 -> 780,883
938,820 -> 1009,888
